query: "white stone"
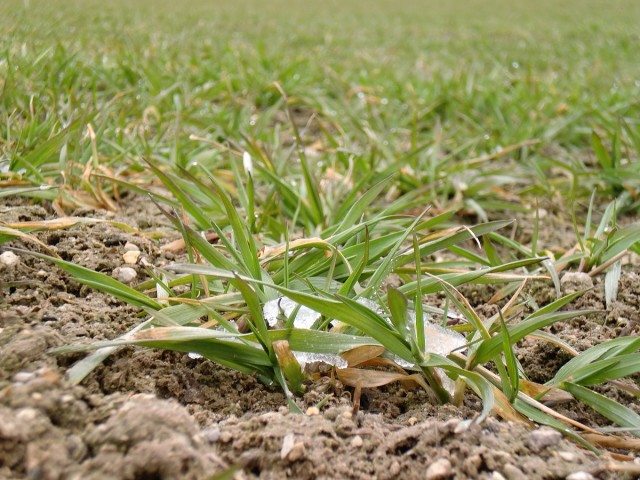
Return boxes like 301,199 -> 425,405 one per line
558,451 -> 576,462
113,267 -> 137,284
12,371 -> 35,383
0,251 -> 19,267
350,435 -> 363,448
280,433 -> 305,461
426,458 -> 453,479
566,472 -> 595,480
123,250 -> 141,264
123,242 -> 140,252
280,433 -> 295,460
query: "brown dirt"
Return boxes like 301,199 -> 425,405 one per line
1,196 -> 640,479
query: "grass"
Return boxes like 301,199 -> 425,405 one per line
2,0 -> 640,456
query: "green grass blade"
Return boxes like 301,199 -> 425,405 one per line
196,165 -> 263,281
143,159 -> 212,229
550,337 -> 640,386
591,130 -> 612,170
387,287 -> 409,337
337,226 -> 369,296
413,233 -> 425,353
561,382 -> 640,437
499,313 -> 520,402
232,273 -> 271,352
567,354 -> 640,386
528,290 -> 587,319
421,354 -> 494,423
474,310 -> 598,365
333,175 -> 392,233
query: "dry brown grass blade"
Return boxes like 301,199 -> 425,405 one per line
0,179 -> 32,187
609,380 -> 640,397
3,217 -> 145,238
0,226 -> 58,256
554,244 -> 580,273
464,139 -> 540,166
527,333 -> 580,357
337,367 -> 429,392
488,278 -> 528,306
601,461 -> 640,474
340,345 -> 386,367
583,433 -> 640,452
161,231 -> 220,253
472,363 -> 598,433
491,386 -> 535,426
356,357 -> 414,373
518,379 -> 574,405
258,237 -> 332,260
4,217 -> 104,230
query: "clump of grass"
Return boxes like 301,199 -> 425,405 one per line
3,0 -> 640,456
18,152 -> 633,452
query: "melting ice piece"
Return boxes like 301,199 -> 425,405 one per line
293,351 -> 348,370
355,297 -> 384,314
409,312 -> 467,356
263,297 -> 322,329
390,313 -> 467,396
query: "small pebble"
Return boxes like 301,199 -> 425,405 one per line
16,408 -> 39,422
13,371 -> 35,383
123,242 -> 140,252
558,451 -> 577,462
425,458 -> 453,480
490,472 -> 506,480
566,472 -> 595,480
0,251 -> 19,267
113,266 -> 137,284
123,250 -> 141,264
281,433 -> 295,460
454,419 -> 472,434
306,406 -> 320,416
280,433 -> 305,462
528,427 -> 562,453
342,411 -> 353,419
502,464 -> 524,480
407,416 -> 418,426
389,461 -> 401,476
350,435 -> 363,448
287,442 -> 305,462
200,427 -> 221,443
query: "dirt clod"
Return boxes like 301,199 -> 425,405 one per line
527,427 -> 563,453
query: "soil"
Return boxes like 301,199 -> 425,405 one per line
1,194 -> 640,480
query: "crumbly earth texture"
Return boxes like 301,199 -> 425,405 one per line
1,196 -> 639,480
